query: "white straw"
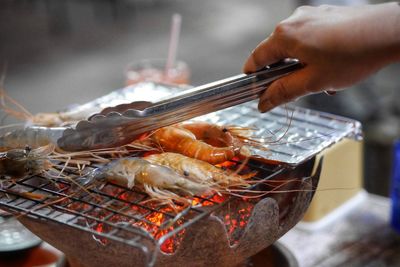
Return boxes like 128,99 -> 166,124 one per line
165,13 -> 182,73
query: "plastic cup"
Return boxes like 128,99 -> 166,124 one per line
125,58 -> 190,86
391,140 -> 400,233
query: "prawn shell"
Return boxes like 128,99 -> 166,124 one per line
151,123 -> 243,164
145,152 -> 252,187
0,127 -> 64,150
96,157 -> 213,196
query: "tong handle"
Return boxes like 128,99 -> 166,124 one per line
57,59 -> 302,151
121,59 -> 302,118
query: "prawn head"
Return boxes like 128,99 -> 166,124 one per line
0,145 -> 53,179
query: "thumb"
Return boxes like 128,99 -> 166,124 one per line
258,68 -> 319,112
243,34 -> 287,74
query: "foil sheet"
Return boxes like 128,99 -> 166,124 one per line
199,105 -> 362,165
61,83 -> 183,119
66,82 -> 362,166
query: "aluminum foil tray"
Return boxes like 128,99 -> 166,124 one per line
200,105 -> 362,165
66,82 -> 362,166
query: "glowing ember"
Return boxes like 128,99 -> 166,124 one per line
216,159 -> 238,168
62,157 -> 261,254
71,181 -> 257,253
134,207 -> 186,253
214,198 -> 256,245
191,193 -> 226,206
95,223 -> 104,233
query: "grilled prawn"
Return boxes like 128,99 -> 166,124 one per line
89,157 -> 213,204
145,152 -> 255,187
147,122 -> 252,164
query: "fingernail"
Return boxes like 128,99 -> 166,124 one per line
258,100 -> 273,113
324,90 -> 336,96
243,62 -> 255,74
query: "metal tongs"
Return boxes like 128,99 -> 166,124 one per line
57,59 -> 302,151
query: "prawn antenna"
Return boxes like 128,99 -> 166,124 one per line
0,62 -> 7,89
0,88 -> 33,122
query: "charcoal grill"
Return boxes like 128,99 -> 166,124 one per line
0,83 -> 361,267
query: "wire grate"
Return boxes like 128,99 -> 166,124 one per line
0,158 -> 284,254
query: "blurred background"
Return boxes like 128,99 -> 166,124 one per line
0,0 -> 399,196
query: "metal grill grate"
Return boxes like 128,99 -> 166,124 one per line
0,158 -> 284,259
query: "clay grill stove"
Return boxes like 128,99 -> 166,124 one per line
0,83 -> 362,267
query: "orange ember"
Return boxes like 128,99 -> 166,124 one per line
93,222 -> 109,245
85,189 -> 255,252
96,223 -> 104,233
217,202 -> 255,245
65,156 -> 258,254
215,157 -> 248,168
191,193 -> 227,206
216,160 -> 237,168
134,207 -> 186,253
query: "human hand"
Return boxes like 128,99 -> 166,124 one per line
243,3 -> 400,112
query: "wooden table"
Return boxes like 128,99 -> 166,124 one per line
280,193 -> 400,267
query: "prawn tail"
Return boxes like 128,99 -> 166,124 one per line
226,126 -> 256,139
73,168 -> 105,190
227,126 -> 268,152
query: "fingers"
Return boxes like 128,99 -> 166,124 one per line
258,68 -> 320,112
242,34 -> 288,74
